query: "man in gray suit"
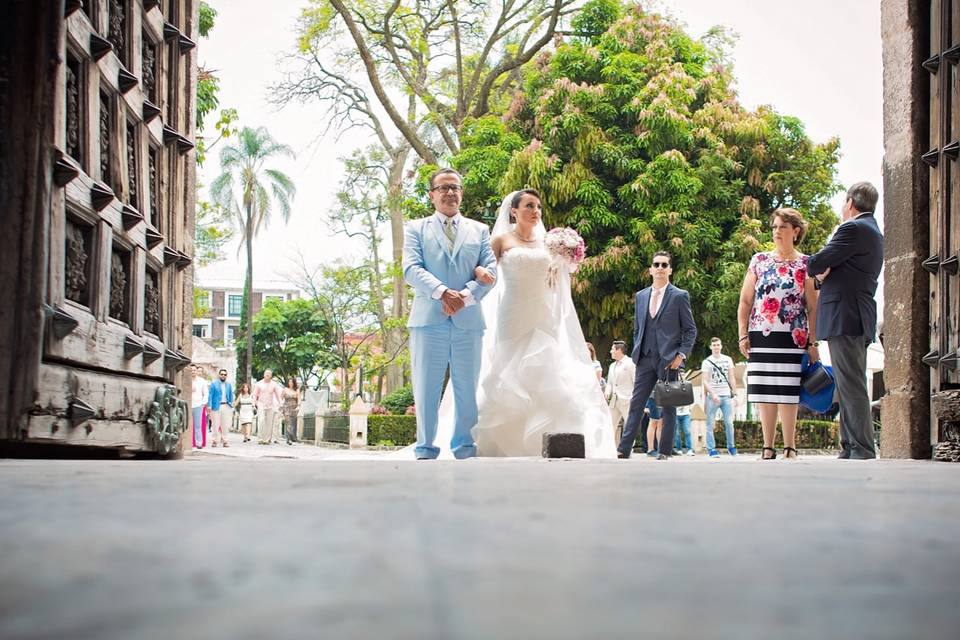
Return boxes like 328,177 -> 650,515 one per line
618,251 -> 697,459
808,182 -> 884,459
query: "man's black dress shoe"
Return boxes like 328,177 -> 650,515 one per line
657,453 -> 669,460
617,453 -> 627,459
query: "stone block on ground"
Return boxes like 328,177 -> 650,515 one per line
542,432 -> 585,458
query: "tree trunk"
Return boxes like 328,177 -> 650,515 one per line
244,215 -> 254,386
385,145 -> 411,393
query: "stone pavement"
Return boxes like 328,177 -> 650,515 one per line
0,449 -> 958,639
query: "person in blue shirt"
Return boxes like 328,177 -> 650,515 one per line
207,368 -> 234,447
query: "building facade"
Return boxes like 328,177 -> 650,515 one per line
0,1 -> 198,455
192,279 -> 300,356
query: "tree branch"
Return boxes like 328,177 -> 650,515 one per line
328,0 -> 438,164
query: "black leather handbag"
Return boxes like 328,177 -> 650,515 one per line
653,369 -> 694,407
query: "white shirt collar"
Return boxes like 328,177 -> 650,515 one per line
434,211 -> 462,225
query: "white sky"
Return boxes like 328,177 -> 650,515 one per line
196,0 -> 882,286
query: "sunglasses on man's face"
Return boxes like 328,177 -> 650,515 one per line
651,262 -> 670,269
430,184 -> 463,194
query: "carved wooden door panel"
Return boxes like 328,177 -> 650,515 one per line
924,0 -> 960,443
33,0 -> 196,453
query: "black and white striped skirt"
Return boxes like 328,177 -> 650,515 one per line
746,330 -> 805,404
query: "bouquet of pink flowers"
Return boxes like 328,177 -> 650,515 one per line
545,227 -> 586,267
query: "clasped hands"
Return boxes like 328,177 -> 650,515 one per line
440,289 -> 466,316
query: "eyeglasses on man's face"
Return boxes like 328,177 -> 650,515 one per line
651,261 -> 670,269
430,184 -> 463,194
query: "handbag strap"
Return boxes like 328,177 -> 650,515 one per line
707,358 -> 734,393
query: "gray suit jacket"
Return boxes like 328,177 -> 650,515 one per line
630,283 -> 697,372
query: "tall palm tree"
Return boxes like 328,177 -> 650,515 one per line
210,126 -> 296,386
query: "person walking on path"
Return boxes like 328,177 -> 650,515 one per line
807,182 -> 884,460
237,383 -> 254,442
253,370 -> 283,445
701,337 -> 738,457
618,250 -> 697,459
605,340 -> 635,445
190,365 -> 208,450
282,377 -> 301,445
738,208 -> 820,460
207,368 -> 234,448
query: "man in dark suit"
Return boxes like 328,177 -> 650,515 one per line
808,182 -> 884,459
618,251 -> 697,459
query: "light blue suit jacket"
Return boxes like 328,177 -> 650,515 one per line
402,214 -> 498,331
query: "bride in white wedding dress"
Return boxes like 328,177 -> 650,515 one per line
470,190 -> 617,458
371,190 -> 616,460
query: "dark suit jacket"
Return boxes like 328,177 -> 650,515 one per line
630,283 -> 697,371
807,213 -> 884,341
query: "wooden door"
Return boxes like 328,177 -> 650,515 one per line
924,0 -> 960,444
3,0 -> 198,454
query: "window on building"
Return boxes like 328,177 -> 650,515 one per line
196,290 -> 211,309
226,325 -> 238,345
264,294 -> 284,304
192,324 -> 208,338
227,294 -> 243,317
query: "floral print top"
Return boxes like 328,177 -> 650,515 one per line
748,251 -> 810,347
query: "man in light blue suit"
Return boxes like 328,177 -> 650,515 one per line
403,169 -> 498,459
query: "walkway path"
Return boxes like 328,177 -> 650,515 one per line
0,447 -> 957,639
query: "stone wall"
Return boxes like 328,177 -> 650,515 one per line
879,0 -> 932,458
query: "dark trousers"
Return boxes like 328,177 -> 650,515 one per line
828,335 -> 876,459
618,355 -> 676,457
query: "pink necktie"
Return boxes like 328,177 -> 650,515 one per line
649,288 -> 662,318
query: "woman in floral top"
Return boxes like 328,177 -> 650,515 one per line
737,208 -> 820,460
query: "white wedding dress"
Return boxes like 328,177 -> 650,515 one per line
362,193 -> 616,461
471,245 -> 617,458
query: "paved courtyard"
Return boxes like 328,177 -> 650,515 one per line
0,444 -> 958,639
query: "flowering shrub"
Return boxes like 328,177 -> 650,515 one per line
405,404 -> 416,416
545,227 -> 586,267
370,404 -> 389,415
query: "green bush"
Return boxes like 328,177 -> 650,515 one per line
715,419 -> 839,449
367,414 -> 417,447
382,386 -> 415,415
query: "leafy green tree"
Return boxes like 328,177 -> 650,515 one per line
445,1 -> 841,363
235,298 -> 339,388
289,260 -> 382,408
210,127 -> 297,385
326,147 -> 414,395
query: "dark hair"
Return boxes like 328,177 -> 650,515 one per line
770,207 -> 808,246
612,340 -> 627,353
509,189 -> 541,223
586,341 -> 597,360
218,369 -> 227,375
240,382 -> 251,394
652,250 -> 672,264
429,168 -> 461,188
287,377 -> 298,390
846,181 -> 878,214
